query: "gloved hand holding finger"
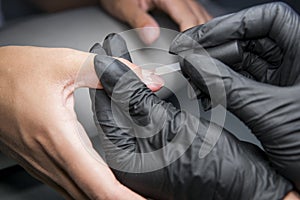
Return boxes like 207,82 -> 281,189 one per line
90,34 -> 164,92
89,33 -> 293,200
182,53 -> 300,191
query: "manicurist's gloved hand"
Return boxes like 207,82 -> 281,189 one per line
170,2 -> 300,86
99,0 -> 212,44
170,2 -> 300,191
89,33 -> 294,200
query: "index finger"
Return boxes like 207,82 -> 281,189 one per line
155,0 -> 199,31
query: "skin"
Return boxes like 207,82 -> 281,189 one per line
1,2 -> 297,199
285,191 -> 300,200
29,0 -> 212,44
0,45 -> 297,199
0,46 -> 162,199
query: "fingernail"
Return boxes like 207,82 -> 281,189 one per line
138,27 -> 160,45
142,70 -> 165,91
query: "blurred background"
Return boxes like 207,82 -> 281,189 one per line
1,0 -> 300,28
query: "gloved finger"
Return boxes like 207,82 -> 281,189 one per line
93,54 -> 184,145
93,54 -> 150,102
236,38 -> 283,79
170,3 -> 299,51
226,38 -> 283,82
101,32 -> 164,91
91,88 -> 137,162
240,38 -> 283,67
92,53 -> 192,179
89,35 -> 163,91
89,43 -> 107,55
89,76 -> 135,165
169,16 -> 228,54
237,51 -> 279,82
182,54 -> 277,116
154,0 -> 199,31
182,54 -> 285,153
171,35 -> 282,82
102,33 -> 164,91
103,33 -> 132,62
235,52 -> 270,81
183,54 -> 300,189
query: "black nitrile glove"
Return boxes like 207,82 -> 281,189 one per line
182,53 -> 300,191
89,33 -> 292,199
170,2 -> 300,86
170,2 -> 300,190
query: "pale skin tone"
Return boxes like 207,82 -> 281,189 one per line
29,0 -> 212,44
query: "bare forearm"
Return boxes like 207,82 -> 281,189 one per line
28,0 -> 98,12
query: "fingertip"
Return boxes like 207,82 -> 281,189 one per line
143,73 -> 165,92
90,43 -> 106,55
147,83 -> 164,92
137,26 -> 160,45
103,33 -> 132,61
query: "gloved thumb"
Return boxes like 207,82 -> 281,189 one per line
182,54 -> 277,133
182,54 -> 233,109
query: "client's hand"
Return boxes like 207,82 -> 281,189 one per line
0,45 -> 159,199
100,0 -> 212,44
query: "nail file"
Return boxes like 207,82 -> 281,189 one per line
154,62 -> 181,75
154,41 -> 242,76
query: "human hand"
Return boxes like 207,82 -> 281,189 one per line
0,45 -> 162,199
90,33 -> 293,199
100,0 -> 211,44
170,2 -> 300,86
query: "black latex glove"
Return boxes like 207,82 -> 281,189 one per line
182,53 -> 300,191
89,33 -> 292,200
169,2 -> 300,190
170,2 -> 300,86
